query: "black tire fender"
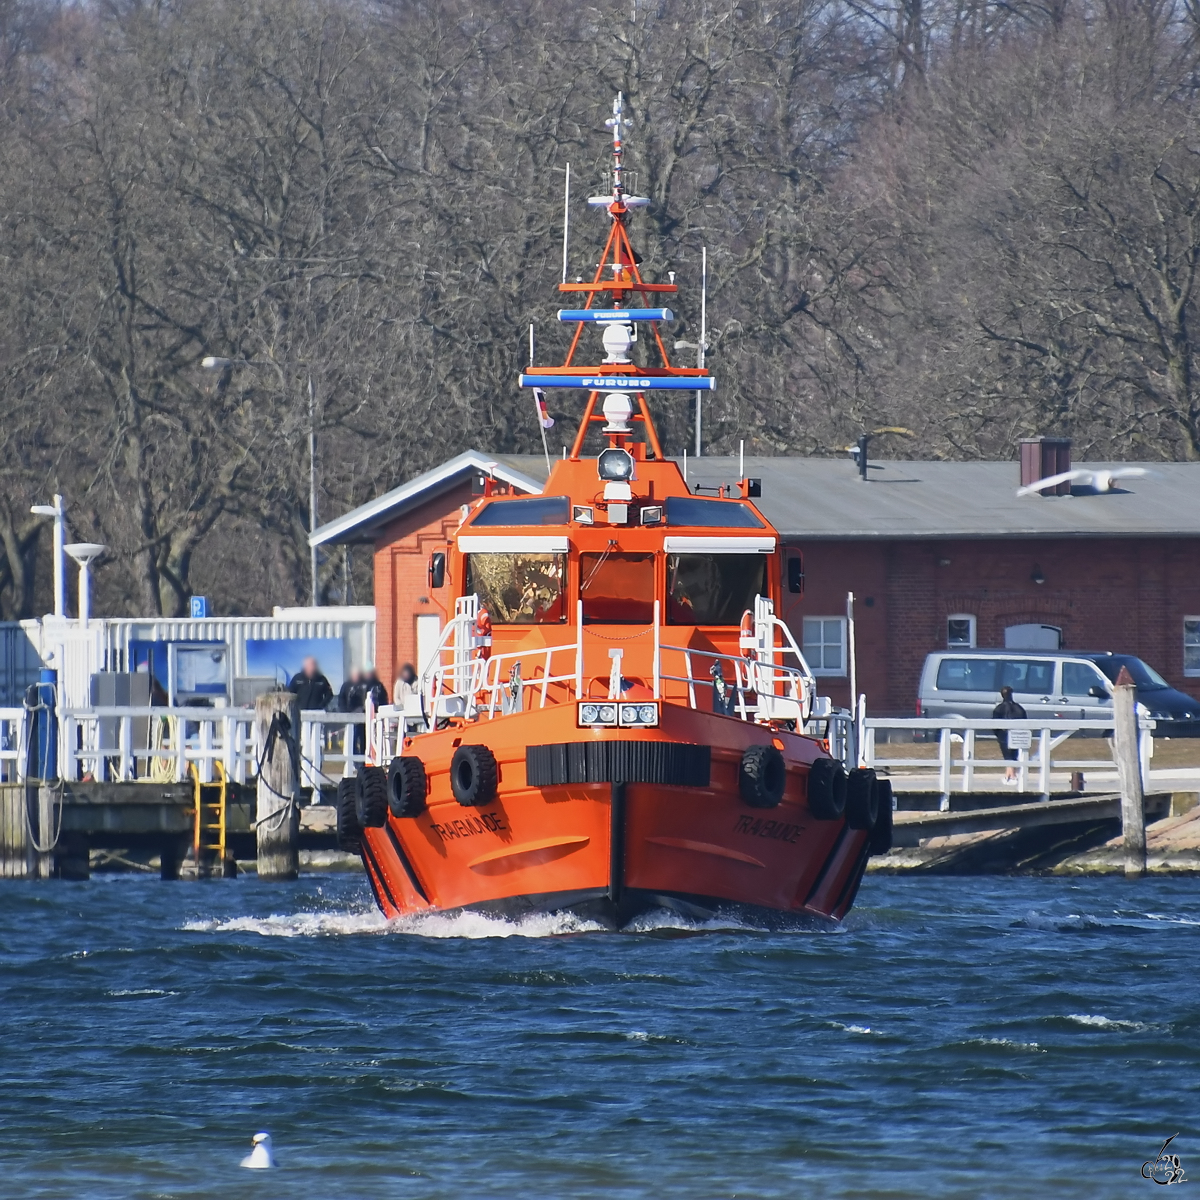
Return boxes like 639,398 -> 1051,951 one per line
336,776 -> 362,851
356,765 -> 389,828
388,756 -> 427,818
739,744 -> 786,808
451,744 -> 498,807
807,757 -> 847,820
845,767 -> 879,831
869,778 -> 894,855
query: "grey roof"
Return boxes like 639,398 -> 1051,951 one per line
313,451 -> 1200,546
310,450 -> 548,547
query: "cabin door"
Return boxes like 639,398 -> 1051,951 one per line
415,614 -> 441,678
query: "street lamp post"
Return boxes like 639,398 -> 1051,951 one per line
674,246 -> 708,458
202,356 -> 320,606
30,494 -> 67,617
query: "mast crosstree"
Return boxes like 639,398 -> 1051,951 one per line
518,93 -> 715,461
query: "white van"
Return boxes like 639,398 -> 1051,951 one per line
916,650 -> 1114,722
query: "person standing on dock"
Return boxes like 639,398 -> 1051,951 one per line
289,657 -> 333,712
993,686 -> 1027,784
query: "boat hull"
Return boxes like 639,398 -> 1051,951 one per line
355,704 -> 871,928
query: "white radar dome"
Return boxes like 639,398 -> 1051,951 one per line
601,323 -> 633,363
602,392 -> 634,431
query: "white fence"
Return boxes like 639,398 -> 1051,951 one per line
861,717 -> 1156,806
1,706 -> 367,789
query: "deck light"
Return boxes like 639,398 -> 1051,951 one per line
573,505 -> 595,524
618,702 -> 659,727
598,447 -> 635,482
640,505 -> 663,525
578,702 -> 619,727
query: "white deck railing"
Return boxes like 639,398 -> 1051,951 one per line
861,717 -> 1156,806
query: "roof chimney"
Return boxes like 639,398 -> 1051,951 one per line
1019,436 -> 1071,497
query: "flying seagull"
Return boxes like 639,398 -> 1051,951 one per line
1016,467 -> 1152,497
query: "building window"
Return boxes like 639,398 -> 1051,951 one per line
947,614 -> 976,648
1185,618 -> 1200,677
803,617 -> 847,676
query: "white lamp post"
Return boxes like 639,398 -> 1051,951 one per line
64,543 -> 106,627
30,494 -> 67,617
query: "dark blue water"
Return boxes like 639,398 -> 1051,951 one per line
1,874 -> 1197,1198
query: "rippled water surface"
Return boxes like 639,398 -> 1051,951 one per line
2,874 -> 1198,1198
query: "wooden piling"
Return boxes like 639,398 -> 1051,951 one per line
34,784 -> 55,879
0,784 -> 31,878
255,691 -> 300,881
1112,675 -> 1146,880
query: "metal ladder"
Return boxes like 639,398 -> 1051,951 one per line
190,761 -> 227,874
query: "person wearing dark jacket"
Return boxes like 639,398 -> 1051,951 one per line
363,667 -> 388,711
337,668 -> 365,715
288,657 -> 333,712
993,686 -> 1027,783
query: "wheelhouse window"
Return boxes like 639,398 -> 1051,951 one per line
802,618 -> 847,676
666,554 -> 767,625
663,496 -> 765,528
465,553 -> 565,624
581,552 -> 655,624
468,496 -> 569,526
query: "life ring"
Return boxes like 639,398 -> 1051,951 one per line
474,609 -> 493,662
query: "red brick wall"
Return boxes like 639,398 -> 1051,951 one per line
786,536 -> 1200,713
372,483 -> 475,695
367,494 -> 1200,715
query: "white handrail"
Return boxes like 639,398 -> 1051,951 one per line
862,715 -> 1157,806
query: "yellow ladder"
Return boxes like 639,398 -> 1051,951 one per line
191,761 -> 227,866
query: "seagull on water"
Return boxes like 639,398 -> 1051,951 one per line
1016,467 -> 1153,497
240,1132 -> 275,1169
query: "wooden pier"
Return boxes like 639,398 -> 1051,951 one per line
0,781 -> 342,880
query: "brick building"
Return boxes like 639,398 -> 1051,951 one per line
311,447 -> 1200,715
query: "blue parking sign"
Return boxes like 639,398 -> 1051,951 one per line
189,596 -> 209,619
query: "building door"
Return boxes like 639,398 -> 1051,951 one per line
415,614 -> 441,679
1004,623 -> 1062,650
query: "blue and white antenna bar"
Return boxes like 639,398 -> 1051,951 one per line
519,374 -> 715,392
556,309 -> 674,323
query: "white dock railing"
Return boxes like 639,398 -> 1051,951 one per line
38,707 -> 369,788
861,717 -> 1156,807
0,706 -> 23,783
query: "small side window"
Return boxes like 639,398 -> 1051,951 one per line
947,614 -> 976,648
1185,617 -> 1200,677
786,556 -> 804,595
428,552 -> 446,589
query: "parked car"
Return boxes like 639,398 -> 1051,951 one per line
917,649 -> 1200,737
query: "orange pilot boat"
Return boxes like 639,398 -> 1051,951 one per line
335,94 -> 893,928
